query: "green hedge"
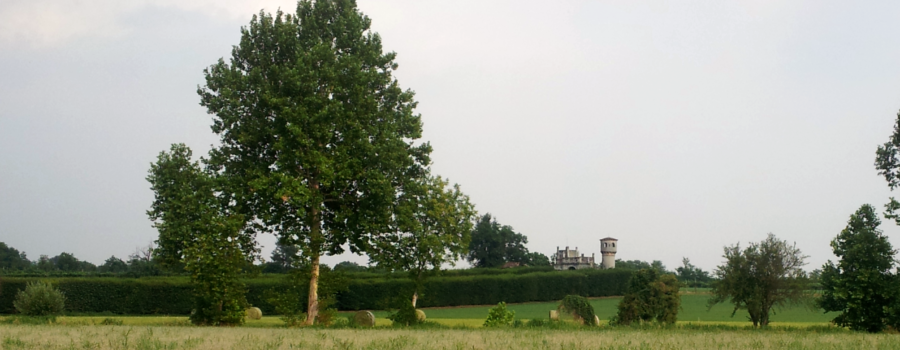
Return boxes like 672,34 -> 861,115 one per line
0,269 -> 632,315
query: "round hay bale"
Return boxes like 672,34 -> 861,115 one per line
415,309 -> 426,322
245,307 -> 262,320
549,310 -> 559,321
353,311 -> 375,327
593,315 -> 600,326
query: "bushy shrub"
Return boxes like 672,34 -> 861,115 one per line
527,318 -> 546,327
388,301 -> 419,326
13,281 -> 65,316
245,307 -> 262,320
483,301 -> 515,327
611,268 -> 680,325
559,295 -> 595,326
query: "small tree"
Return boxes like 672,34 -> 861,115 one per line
148,144 -> 256,326
558,295 -> 596,326
709,233 -> 810,327
367,175 -> 475,307
612,268 -> 680,325
13,281 -> 65,316
483,302 -> 515,327
818,204 -> 898,332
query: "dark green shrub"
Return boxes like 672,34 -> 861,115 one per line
99,318 -> 123,325
611,268 -> 681,325
483,301 -> 515,327
527,318 -> 546,327
558,295 -> 595,326
388,300 -> 419,326
13,281 -> 65,316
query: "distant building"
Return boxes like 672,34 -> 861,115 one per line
501,262 -> 521,269
552,246 -> 595,270
600,237 -> 618,269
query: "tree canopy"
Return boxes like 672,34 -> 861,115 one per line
467,214 -> 532,268
709,233 -> 810,327
0,242 -> 31,270
147,144 -> 255,325
818,204 -> 900,332
198,0 -> 431,324
366,175 -> 476,306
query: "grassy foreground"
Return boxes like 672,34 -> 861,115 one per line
1,325 -> 898,350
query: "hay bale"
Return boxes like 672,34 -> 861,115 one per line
245,307 -> 263,320
415,309 -> 426,322
353,311 -> 375,327
549,310 -> 559,321
594,315 -> 600,326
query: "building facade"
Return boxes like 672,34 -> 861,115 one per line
552,246 -> 595,270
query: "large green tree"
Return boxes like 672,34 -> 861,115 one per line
198,1 -> 430,324
818,204 -> 898,332
709,233 -> 810,327
466,214 -> 530,268
0,242 -> 30,270
147,144 -> 256,325
612,268 -> 681,325
367,175 -> 476,306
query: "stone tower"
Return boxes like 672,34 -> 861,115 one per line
599,237 -> 618,269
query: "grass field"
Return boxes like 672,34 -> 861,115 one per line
1,325 -> 897,350
0,293 -> 856,349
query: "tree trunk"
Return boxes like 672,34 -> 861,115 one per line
412,292 -> 418,307
304,253 -> 320,326
303,179 -> 322,326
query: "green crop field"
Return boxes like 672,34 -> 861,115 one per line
359,294 -> 833,325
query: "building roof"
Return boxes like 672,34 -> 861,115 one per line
599,237 -> 618,241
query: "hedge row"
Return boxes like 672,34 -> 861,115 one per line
0,269 -> 632,315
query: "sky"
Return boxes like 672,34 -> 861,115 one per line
2,0 -> 900,272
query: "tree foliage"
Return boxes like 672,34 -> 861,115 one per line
467,214 -> 532,268
367,175 -> 476,306
709,233 -> 810,327
147,144 -> 255,325
558,295 -> 596,326
483,301 -> 515,327
675,258 -> 712,287
198,0 -> 430,325
612,268 -> 680,325
818,204 -> 899,332
0,242 -> 31,271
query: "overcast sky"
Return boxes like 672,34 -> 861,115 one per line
2,0 -> 900,272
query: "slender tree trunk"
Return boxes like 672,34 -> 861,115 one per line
304,181 -> 322,326
304,253 -> 320,326
412,292 -> 418,307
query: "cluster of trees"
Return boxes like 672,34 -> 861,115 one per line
0,242 -> 159,275
466,214 -> 549,268
147,0 -> 477,326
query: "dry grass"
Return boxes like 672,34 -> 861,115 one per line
1,325 -> 899,350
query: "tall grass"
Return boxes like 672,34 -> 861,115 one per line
0,325 -> 895,350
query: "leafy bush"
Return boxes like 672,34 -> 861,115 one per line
388,300 -> 419,326
558,295 -> 595,326
483,301 -> 515,327
611,268 -> 681,325
13,281 -> 65,316
527,318 -> 546,327
99,318 -> 123,325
